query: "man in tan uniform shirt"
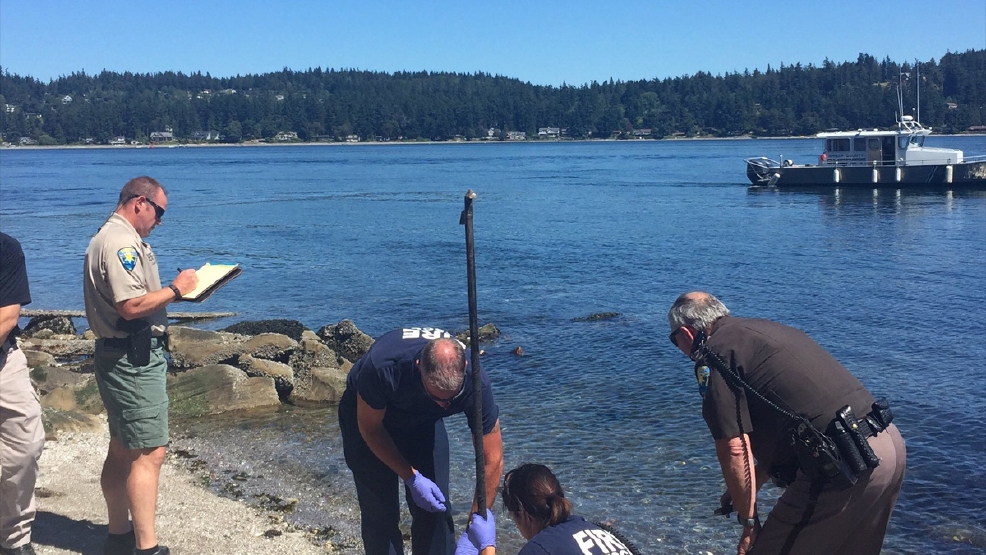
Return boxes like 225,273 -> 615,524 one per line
84,176 -> 197,555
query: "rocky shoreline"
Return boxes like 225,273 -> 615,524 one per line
18,314 -> 502,554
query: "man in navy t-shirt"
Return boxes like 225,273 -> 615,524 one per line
1,233 -> 45,555
339,327 -> 503,555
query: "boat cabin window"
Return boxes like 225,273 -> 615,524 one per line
826,138 -> 851,152
853,138 -> 867,151
868,138 -> 881,150
909,135 -> 925,147
898,136 -> 909,150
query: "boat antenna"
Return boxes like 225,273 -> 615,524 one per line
916,61 -> 920,124
896,71 -> 903,127
897,67 -> 913,129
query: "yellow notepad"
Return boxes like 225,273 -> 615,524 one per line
179,263 -> 242,302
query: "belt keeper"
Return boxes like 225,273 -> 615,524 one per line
863,414 -> 884,436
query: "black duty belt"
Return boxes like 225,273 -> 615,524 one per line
99,336 -> 166,350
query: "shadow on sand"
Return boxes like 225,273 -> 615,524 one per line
32,511 -> 105,555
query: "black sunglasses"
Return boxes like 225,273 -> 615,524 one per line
126,194 -> 165,220
669,328 -> 681,347
425,377 -> 467,407
143,197 -> 166,220
421,362 -> 469,407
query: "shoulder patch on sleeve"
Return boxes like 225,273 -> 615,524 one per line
117,247 -> 139,272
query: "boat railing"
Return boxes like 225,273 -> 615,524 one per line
824,157 -> 983,168
745,156 -> 781,169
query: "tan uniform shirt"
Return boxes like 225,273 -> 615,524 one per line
84,213 -> 167,338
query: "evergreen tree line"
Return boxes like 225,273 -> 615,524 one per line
1,49 -> 983,145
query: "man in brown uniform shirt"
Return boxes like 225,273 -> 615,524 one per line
668,292 -> 905,555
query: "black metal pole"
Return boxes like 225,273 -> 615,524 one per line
460,189 -> 486,512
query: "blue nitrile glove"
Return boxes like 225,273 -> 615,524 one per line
404,470 -> 447,512
454,531 -> 479,555
467,508 -> 496,549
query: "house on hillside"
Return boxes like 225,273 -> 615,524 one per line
538,127 -> 560,138
149,131 -> 174,142
506,131 -> 526,141
274,131 -> 299,141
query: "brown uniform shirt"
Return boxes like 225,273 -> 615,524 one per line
83,213 -> 167,339
700,316 -> 875,472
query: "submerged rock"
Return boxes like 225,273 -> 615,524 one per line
572,312 -> 620,322
455,322 -> 501,345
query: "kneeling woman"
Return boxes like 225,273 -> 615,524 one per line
457,463 -> 638,555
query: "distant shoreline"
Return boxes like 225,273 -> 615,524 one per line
4,133 -> 984,151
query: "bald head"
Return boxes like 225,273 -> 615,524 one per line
419,338 -> 467,392
668,291 -> 730,332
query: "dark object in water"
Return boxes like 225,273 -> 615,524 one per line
572,312 -> 620,322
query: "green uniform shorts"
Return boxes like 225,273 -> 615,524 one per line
94,339 -> 169,449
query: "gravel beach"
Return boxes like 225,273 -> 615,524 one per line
28,419 -> 335,555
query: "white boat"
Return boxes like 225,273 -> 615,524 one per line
745,70 -> 986,189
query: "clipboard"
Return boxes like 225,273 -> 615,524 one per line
179,263 -> 242,302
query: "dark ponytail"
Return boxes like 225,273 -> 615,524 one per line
502,464 -> 573,529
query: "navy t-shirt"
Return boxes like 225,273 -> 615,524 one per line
347,327 -> 499,434
0,233 -> 32,339
519,516 -> 634,555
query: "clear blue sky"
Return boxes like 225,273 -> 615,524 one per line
1,0 -> 984,86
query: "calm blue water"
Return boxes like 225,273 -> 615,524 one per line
1,138 -> 984,554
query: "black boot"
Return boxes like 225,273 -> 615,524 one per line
134,546 -> 170,555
